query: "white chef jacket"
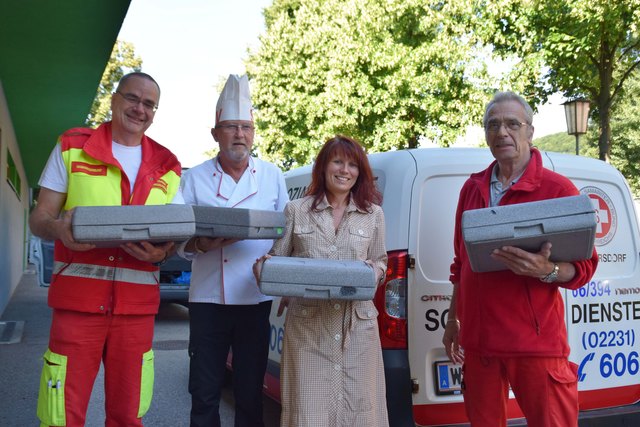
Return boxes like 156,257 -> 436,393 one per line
178,156 -> 289,305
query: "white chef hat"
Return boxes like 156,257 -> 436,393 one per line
216,74 -> 254,124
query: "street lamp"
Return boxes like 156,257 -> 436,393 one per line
563,98 -> 590,155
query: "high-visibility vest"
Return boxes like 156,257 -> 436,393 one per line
48,122 -> 182,315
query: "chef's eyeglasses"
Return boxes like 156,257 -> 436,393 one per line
216,124 -> 255,133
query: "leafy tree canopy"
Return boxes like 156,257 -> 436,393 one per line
597,71 -> 640,197
484,0 -> 640,161
247,0 -> 496,169
533,132 -> 579,155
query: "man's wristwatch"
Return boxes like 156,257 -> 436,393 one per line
540,263 -> 559,283
153,252 -> 168,267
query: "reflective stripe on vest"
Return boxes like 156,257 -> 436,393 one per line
53,262 -> 159,285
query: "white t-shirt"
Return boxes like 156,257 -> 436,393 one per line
112,142 -> 142,192
38,142 -> 184,203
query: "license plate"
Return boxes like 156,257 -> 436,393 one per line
434,360 -> 463,395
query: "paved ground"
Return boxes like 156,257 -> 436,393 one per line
0,265 -> 281,427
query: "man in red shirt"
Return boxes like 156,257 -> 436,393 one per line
443,91 -> 598,427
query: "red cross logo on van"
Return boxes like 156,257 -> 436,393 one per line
580,186 -> 617,246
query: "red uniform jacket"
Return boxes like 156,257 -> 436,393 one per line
449,149 -> 598,357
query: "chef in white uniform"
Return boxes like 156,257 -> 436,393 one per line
178,74 -> 288,427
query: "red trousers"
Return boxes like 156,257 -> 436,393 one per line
38,309 -> 155,427
462,352 -> 579,427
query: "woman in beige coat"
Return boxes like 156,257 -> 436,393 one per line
255,135 -> 389,427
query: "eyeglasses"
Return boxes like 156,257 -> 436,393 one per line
216,124 -> 255,133
485,119 -> 528,133
115,91 -> 159,112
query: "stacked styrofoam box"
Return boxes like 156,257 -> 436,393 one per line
72,205 -> 195,247
259,256 -> 376,300
462,194 -> 597,272
192,206 -> 285,239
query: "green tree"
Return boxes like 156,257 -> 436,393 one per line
601,72 -> 640,197
485,0 -> 640,162
247,0 -> 495,169
85,40 -> 143,128
533,132 -> 578,154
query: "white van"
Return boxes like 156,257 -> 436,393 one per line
262,147 -> 640,426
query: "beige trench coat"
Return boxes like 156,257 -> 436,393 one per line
270,195 -> 389,427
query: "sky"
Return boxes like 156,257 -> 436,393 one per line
118,0 -> 272,167
118,0 -> 569,167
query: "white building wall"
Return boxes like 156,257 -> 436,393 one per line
0,80 -> 30,316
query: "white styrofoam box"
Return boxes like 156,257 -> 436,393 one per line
192,206 -> 285,239
72,205 -> 196,247
259,256 -> 376,300
462,194 -> 597,273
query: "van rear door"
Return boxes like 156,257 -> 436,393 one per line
404,148 -> 498,426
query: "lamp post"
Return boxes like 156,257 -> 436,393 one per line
563,98 -> 590,156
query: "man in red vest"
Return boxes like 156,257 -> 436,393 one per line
29,72 -> 182,427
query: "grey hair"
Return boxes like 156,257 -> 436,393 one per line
483,91 -> 534,127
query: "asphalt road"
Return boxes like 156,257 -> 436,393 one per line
0,266 -> 281,427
